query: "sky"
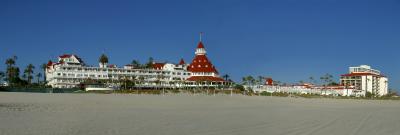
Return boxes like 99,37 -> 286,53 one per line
0,0 -> 399,90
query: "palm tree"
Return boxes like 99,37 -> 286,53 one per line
5,58 -> 15,68
299,80 -> 304,84
41,63 -> 48,83
99,54 -> 108,68
5,56 -> 18,83
244,76 -> 255,94
131,60 -> 141,68
309,76 -> 316,84
242,77 -> 247,85
24,64 -> 35,84
246,76 -> 255,86
36,73 -> 42,84
0,71 -> 5,82
146,57 -> 154,68
222,74 -> 230,81
257,76 -> 264,85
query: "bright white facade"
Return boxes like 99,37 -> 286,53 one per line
46,38 -> 228,89
340,65 -> 388,96
46,55 -> 192,88
249,84 -> 359,97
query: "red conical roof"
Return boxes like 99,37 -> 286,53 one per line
197,42 -> 205,49
179,58 -> 185,65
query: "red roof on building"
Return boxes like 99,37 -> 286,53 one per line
59,54 -> 72,58
47,61 -> 53,66
58,54 -> 84,63
197,42 -> 205,49
187,76 -> 225,82
179,58 -> 185,65
152,63 -> 165,70
188,55 -> 219,73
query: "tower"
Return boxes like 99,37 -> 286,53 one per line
187,33 -> 225,82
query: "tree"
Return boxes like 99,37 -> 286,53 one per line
242,77 -> 247,85
41,63 -> 48,83
309,76 -> 316,84
320,73 -> 334,86
5,56 -> 17,67
36,73 -> 42,84
99,54 -> 109,68
222,74 -> 230,81
257,76 -> 264,85
0,71 -> 4,82
24,64 -> 35,84
299,80 -> 304,84
146,57 -> 154,68
246,76 -> 255,86
131,60 -> 141,68
5,56 -> 20,85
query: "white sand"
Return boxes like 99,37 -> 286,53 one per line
0,92 -> 399,135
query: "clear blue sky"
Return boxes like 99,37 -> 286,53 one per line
1,0 -> 399,90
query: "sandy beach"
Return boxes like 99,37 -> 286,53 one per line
0,92 -> 399,135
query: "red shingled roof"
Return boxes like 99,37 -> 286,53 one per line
179,58 -> 185,65
187,76 -> 225,82
197,42 -> 205,49
59,54 -> 72,58
58,54 -> 84,63
188,55 -> 219,73
152,63 -> 165,70
47,61 -> 53,66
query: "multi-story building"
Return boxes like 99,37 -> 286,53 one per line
46,38 -> 227,89
340,65 -> 388,96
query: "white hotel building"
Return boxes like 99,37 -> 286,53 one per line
340,65 -> 388,96
248,65 -> 389,97
46,40 -> 227,89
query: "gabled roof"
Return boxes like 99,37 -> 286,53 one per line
58,54 -> 84,63
152,63 -> 165,70
59,54 -> 72,58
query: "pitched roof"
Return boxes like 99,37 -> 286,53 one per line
59,54 -> 72,58
197,42 -> 205,49
187,76 -> 225,82
58,54 -> 84,63
179,58 -> 185,65
152,63 -> 165,70
188,55 -> 219,73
